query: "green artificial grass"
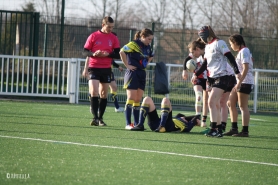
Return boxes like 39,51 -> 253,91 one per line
0,100 -> 278,185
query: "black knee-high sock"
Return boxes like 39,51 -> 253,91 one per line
242,126 -> 249,133
217,124 -> 223,133
91,96 -> 99,119
99,98 -> 107,119
202,115 -> 207,122
221,122 -> 227,130
232,122 -> 238,130
211,122 -> 217,130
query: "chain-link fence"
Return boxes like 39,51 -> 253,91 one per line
1,11 -> 278,70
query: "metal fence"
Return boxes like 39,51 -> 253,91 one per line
0,54 -> 78,103
1,11 -> 278,70
3,55 -> 276,113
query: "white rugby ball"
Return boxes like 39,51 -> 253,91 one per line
186,59 -> 197,72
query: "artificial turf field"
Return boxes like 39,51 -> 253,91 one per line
0,100 -> 278,185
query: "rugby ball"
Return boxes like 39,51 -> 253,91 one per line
186,59 -> 197,72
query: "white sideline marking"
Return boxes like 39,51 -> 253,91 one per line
250,118 -> 267,121
1,135 -> 278,167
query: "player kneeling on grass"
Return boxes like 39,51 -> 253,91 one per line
129,96 -> 201,132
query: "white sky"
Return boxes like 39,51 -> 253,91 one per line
0,0 -> 97,18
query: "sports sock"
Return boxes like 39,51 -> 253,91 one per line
138,104 -> 149,126
111,91 -> 120,109
160,106 -> 170,127
232,122 -> 238,130
242,126 -> 249,133
125,99 -> 134,126
221,122 -> 227,130
91,96 -> 99,119
211,122 -> 217,130
98,98 -> 107,119
202,115 -> 207,122
217,124 -> 223,133
133,102 -> 141,126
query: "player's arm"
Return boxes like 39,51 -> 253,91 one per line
112,59 -> 123,71
82,57 -> 89,77
147,47 -> 154,63
182,56 -> 192,80
240,63 -> 249,82
119,50 -> 128,68
225,52 -> 240,74
82,48 -> 94,57
194,59 -> 207,77
112,60 -> 119,68
183,56 -> 192,70
108,48 -> 121,59
225,52 -> 241,81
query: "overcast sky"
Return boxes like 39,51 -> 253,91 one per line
0,0 -> 99,18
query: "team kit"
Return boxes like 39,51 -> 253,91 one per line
82,17 -> 254,138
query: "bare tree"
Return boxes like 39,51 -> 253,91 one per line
265,0 -> 278,38
36,0 -> 61,23
109,0 -> 125,27
136,0 -> 172,24
195,0 -> 218,26
86,0 -> 111,18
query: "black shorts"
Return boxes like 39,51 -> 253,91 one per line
88,68 -> 112,83
147,110 -> 174,132
194,78 -> 206,91
226,75 -> 236,92
124,69 -> 146,90
207,75 -> 230,91
238,83 -> 253,94
111,72 -> 115,81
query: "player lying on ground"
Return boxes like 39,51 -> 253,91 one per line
130,96 -> 201,132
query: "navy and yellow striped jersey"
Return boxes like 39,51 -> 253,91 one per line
121,39 -> 153,70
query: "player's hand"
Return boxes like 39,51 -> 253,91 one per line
234,82 -> 242,92
92,50 -> 100,56
100,51 -> 109,57
93,50 -> 108,57
127,64 -> 136,71
182,70 -> 188,80
118,66 -> 123,72
191,74 -> 197,84
82,69 -> 88,78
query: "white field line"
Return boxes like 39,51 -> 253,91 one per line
1,135 -> 277,167
250,118 -> 267,121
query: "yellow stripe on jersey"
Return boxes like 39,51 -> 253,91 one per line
121,41 -> 143,55
172,118 -> 186,132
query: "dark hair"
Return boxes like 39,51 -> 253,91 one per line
102,16 -> 114,24
134,28 -> 153,40
229,34 -> 246,46
188,38 -> 206,50
199,25 -> 219,41
207,25 -> 218,39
